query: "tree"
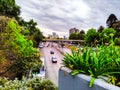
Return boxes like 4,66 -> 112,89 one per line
34,28 -> 43,43
0,0 -> 43,47
79,30 -> 85,40
69,33 -> 77,40
0,16 -> 11,46
1,19 -> 42,79
84,28 -> 98,46
19,19 -> 43,47
0,0 -> 20,20
99,28 -> 116,44
77,32 -> 84,40
0,16 -> 11,34
114,37 -> 120,45
106,14 -> 120,40
80,30 -> 85,35
106,14 -> 118,28
98,26 -> 104,32
111,21 -> 120,37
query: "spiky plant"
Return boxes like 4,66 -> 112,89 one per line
62,45 -> 120,87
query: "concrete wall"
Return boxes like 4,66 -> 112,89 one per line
59,67 -> 120,90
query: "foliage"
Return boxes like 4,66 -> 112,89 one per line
80,30 -> 85,34
1,19 -> 42,78
112,21 -> 120,38
106,14 -> 118,28
84,28 -> 98,46
77,32 -> 84,40
69,32 -> 84,40
0,16 -> 10,49
0,77 -> 58,90
0,0 -> 20,20
63,45 -> 120,87
0,16 -> 11,34
19,19 -> 44,47
114,37 -> 120,45
99,28 -> 116,44
0,50 -> 6,64
0,0 -> 43,47
97,26 -> 104,32
69,33 -> 78,40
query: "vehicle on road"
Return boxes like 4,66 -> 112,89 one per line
39,44 -> 44,48
51,56 -> 57,63
32,57 -> 46,79
50,50 -> 54,54
39,42 -> 44,48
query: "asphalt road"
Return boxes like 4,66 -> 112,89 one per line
39,43 -> 64,86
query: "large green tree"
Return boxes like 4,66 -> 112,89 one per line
79,30 -> 85,40
106,14 -> 118,28
111,21 -> 120,37
0,0 -> 43,47
69,31 -> 85,40
19,19 -> 44,47
69,33 -> 78,40
99,28 -> 116,44
98,26 -> 104,32
84,28 -> 98,46
1,19 -> 42,79
0,0 -> 20,20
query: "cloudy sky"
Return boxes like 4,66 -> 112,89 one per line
15,0 -> 120,37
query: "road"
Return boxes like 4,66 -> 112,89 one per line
39,43 -> 64,86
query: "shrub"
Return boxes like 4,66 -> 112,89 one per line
62,45 -> 120,87
0,77 -> 58,90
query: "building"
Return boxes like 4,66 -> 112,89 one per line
52,32 -> 59,39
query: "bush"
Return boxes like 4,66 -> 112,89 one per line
114,37 -> 120,45
0,77 -> 58,90
62,45 -> 120,87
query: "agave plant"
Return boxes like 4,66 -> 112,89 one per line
62,45 -> 120,87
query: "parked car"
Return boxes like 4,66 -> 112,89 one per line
51,56 -> 57,63
50,50 -> 54,54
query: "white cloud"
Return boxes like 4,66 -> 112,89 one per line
16,0 -> 120,37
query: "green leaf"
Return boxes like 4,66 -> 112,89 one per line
89,77 -> 95,87
71,70 -> 86,76
71,70 -> 80,76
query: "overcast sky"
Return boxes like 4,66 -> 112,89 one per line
15,0 -> 120,37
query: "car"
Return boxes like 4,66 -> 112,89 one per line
51,56 -> 57,63
32,67 -> 45,79
39,42 -> 44,48
39,45 -> 43,48
50,50 -> 54,54
32,57 -> 46,79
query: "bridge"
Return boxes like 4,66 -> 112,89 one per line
42,39 -> 85,45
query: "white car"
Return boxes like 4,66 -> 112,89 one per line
32,57 -> 45,79
39,42 -> 44,48
39,44 -> 44,48
51,56 -> 57,63
32,68 -> 45,79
